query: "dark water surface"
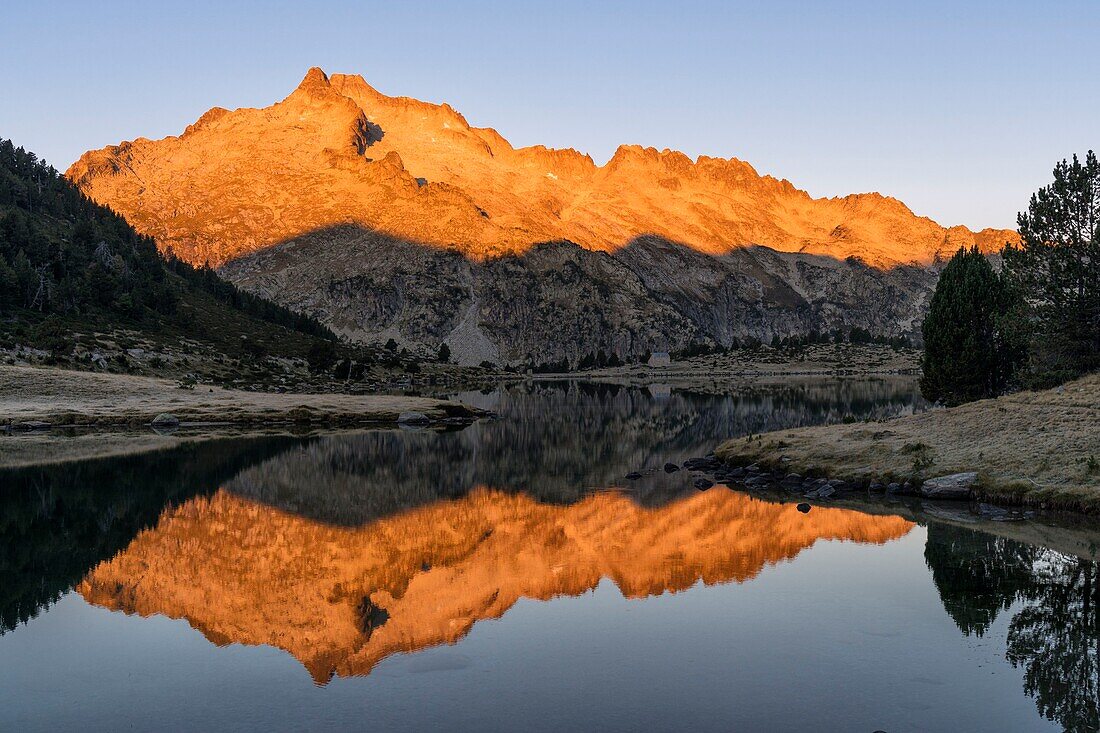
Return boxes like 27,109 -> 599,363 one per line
1,378 -> 1097,732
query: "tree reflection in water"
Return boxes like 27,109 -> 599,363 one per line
1007,553 -> 1099,731
926,524 -> 1100,731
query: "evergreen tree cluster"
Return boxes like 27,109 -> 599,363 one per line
0,139 -> 174,317
0,137 -> 334,343
674,328 -> 911,361
921,151 -> 1100,403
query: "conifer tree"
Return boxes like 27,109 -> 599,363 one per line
1004,151 -> 1100,384
920,246 -> 1022,405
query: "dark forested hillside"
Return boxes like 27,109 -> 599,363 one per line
0,137 -> 335,362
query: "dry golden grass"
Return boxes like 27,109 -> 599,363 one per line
716,372 -> 1100,512
0,365 -> 476,429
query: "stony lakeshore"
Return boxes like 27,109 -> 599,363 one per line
706,371 -> 1100,513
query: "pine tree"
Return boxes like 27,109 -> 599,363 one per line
920,246 -> 1022,405
1004,151 -> 1100,384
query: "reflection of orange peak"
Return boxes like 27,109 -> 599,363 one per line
66,67 -> 1016,268
79,487 -> 913,683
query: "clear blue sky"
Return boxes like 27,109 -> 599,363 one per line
3,0 -> 1097,230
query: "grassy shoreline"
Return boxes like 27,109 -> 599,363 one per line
0,365 -> 481,428
715,372 -> 1100,513
0,365 -> 484,468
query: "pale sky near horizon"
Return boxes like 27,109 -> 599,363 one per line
3,0 -> 1097,230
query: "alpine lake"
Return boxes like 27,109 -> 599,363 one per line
2,378 -> 1097,732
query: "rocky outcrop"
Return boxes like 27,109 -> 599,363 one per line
67,67 -> 1012,362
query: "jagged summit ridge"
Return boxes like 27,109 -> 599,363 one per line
67,67 -> 1014,268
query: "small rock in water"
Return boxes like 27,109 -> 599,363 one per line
663,462 -> 680,473
625,471 -> 643,480
397,411 -> 431,425
796,503 -> 811,513
150,413 -> 180,429
694,478 -> 714,491
684,456 -> 720,472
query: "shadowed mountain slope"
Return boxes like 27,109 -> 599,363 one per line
221,226 -> 937,363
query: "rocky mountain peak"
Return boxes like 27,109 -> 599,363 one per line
291,66 -> 332,97
67,66 -> 1016,270
62,67 -> 1019,363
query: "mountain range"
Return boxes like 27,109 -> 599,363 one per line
67,68 -> 1017,364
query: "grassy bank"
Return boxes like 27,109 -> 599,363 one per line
715,372 -> 1100,513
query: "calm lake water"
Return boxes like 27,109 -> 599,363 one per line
2,378 -> 1097,732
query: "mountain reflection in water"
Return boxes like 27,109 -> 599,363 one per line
79,486 -> 914,682
2,378 -> 920,635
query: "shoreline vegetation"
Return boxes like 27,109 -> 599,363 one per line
715,371 -> 1100,513
567,342 -> 920,385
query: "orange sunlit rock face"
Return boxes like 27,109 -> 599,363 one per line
67,67 -> 1015,268
78,487 -> 913,683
